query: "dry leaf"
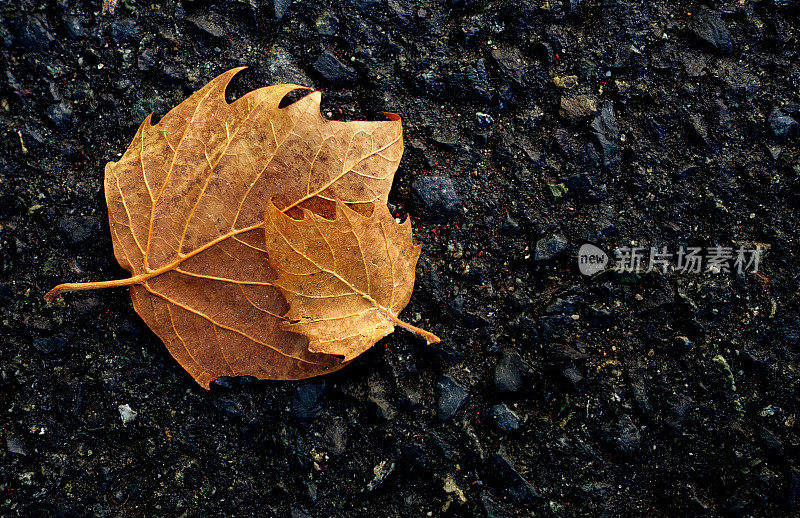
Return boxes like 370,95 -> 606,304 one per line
265,201 -> 439,362
44,68 -> 439,388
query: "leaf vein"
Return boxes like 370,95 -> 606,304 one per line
144,285 -> 330,366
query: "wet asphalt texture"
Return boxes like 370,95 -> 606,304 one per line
1,0 -> 800,516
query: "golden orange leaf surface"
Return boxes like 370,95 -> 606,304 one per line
44,68 -> 439,388
265,201 -> 440,362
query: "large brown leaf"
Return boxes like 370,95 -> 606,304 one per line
265,201 -> 440,362
44,68 -> 434,389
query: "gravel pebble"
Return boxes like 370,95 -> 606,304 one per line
437,376 -> 468,420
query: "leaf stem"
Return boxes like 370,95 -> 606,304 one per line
384,311 -> 441,345
44,222 -> 265,302
44,275 -> 151,302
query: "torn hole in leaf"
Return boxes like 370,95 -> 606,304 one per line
222,67 -> 253,104
279,88 -> 315,109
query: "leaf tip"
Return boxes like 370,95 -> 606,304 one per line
308,90 -> 323,113
332,198 -> 351,218
43,287 -> 60,303
222,66 -> 249,84
383,112 -> 401,122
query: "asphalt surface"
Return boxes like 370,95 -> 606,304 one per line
1,0 -> 799,516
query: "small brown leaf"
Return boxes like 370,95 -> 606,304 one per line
44,68 -> 438,388
265,201 -> 439,362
